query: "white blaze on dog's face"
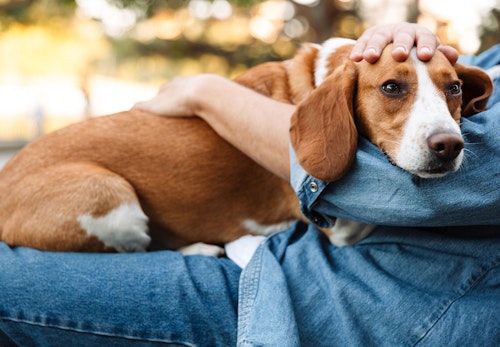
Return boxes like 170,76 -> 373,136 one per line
291,39 -> 489,183
395,50 -> 464,177
354,47 -> 465,178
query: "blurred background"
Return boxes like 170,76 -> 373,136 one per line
0,0 -> 499,166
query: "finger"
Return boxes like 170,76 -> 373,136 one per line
414,28 -> 441,61
437,45 -> 459,65
349,40 -> 367,62
131,101 -> 145,110
363,46 -> 383,64
133,82 -> 170,111
390,24 -> 432,61
351,25 -> 393,63
361,32 -> 394,63
131,96 -> 162,114
391,29 -> 416,62
350,44 -> 382,63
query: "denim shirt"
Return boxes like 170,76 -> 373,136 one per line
291,48 -> 500,228
237,46 -> 500,346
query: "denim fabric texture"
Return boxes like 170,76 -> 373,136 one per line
291,59 -> 500,228
238,223 -> 500,347
1,46 -> 500,346
296,104 -> 500,227
0,245 -> 241,346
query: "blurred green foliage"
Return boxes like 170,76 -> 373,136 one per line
0,0 -> 498,138
1,0 -> 499,81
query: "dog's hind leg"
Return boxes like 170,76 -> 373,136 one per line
0,162 -> 150,252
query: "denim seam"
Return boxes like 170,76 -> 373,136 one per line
412,256 -> 500,346
237,244 -> 264,347
0,322 -> 17,347
0,316 -> 197,346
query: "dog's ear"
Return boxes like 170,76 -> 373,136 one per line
290,62 -> 358,182
235,61 -> 292,103
454,63 -> 494,117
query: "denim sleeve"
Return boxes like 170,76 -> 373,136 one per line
458,44 -> 500,69
290,46 -> 500,228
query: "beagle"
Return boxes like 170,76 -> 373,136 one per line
0,39 -> 493,252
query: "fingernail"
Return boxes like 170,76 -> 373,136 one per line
394,46 -> 407,54
420,47 -> 431,55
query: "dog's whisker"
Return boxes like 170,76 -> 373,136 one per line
461,132 -> 486,145
462,148 -> 479,161
465,141 -> 486,146
0,34 -> 493,255
457,155 -> 470,173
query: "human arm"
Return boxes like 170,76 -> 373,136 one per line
134,23 -> 455,184
134,74 -> 295,181
294,109 -> 500,227
298,39 -> 500,227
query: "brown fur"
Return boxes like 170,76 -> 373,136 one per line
0,42 -> 493,252
287,43 -> 319,103
290,44 -> 493,181
0,109 -> 301,251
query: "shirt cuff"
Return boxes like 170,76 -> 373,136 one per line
289,146 -> 335,228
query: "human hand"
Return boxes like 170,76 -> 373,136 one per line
350,22 -> 459,64
133,74 -> 221,117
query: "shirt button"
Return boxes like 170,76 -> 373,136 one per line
309,181 -> 318,193
310,213 -> 325,226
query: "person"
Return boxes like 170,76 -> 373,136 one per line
1,23 -> 499,347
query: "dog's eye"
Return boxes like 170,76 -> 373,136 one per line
447,82 -> 462,96
381,82 -> 404,96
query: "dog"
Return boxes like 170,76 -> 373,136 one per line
0,38 -> 493,252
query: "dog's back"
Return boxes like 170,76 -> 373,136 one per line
0,40 -> 493,252
0,86 -> 300,251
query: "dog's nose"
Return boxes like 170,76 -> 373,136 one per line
427,133 -> 464,161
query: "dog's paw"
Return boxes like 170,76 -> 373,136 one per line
78,202 -> 151,252
178,243 -> 224,256
328,219 -> 375,246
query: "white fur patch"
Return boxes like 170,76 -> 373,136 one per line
178,243 -> 224,256
328,219 -> 375,246
225,235 -> 266,268
315,38 -> 356,87
78,202 -> 151,252
243,219 -> 296,236
487,65 -> 500,80
395,50 -> 463,177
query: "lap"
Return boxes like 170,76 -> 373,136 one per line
0,243 -> 241,346
2,224 -> 499,346
239,223 -> 500,346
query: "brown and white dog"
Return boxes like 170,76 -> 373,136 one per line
0,39 -> 493,252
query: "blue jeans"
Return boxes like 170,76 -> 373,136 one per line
0,244 -> 241,346
2,44 -> 500,347
239,224 -> 500,346
2,224 -> 499,346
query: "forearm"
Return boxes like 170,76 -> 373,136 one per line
135,23 -> 461,187
190,75 -> 295,181
294,107 -> 500,227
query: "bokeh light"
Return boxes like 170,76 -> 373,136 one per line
0,0 -> 498,157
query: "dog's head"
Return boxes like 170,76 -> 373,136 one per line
289,39 -> 494,181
